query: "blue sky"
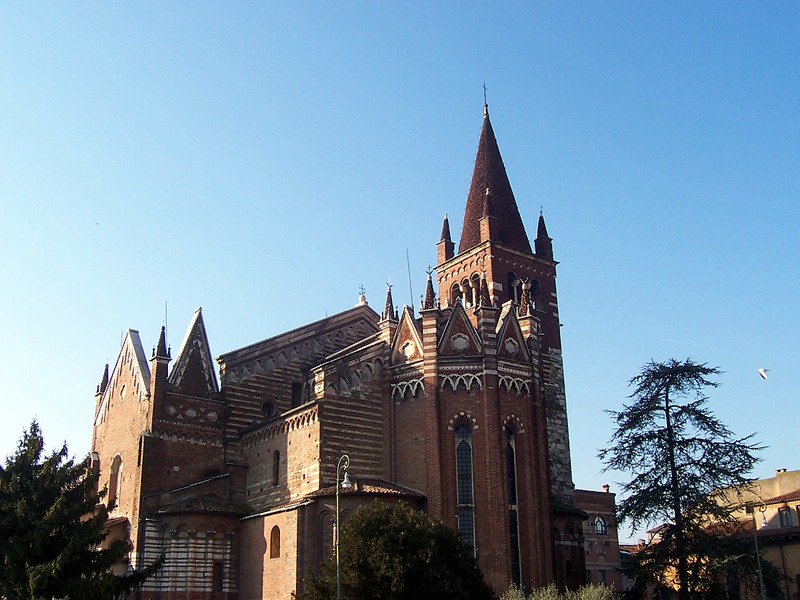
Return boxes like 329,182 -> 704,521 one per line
1,3 -> 798,541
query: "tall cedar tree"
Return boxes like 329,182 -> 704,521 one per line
0,421 -> 159,600
299,500 -> 495,600
599,359 -> 764,600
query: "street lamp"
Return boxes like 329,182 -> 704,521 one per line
336,454 -> 353,600
748,501 -> 767,600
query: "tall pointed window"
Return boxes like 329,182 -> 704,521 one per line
108,454 -> 123,509
270,526 -> 281,558
455,422 -> 476,556
505,426 -> 522,586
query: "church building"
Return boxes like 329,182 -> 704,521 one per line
90,104 -> 586,599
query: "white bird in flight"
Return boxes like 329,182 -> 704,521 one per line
757,368 -> 769,380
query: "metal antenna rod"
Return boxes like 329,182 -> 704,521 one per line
406,249 -> 414,312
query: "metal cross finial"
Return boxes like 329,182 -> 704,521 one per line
359,284 -> 365,296
426,265 -> 433,275
483,81 -> 488,105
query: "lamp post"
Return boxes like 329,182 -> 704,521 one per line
336,454 -> 352,600
749,501 -> 767,600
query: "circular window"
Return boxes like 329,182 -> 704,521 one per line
262,402 -> 276,418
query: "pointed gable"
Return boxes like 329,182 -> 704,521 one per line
169,308 -> 219,396
459,105 -> 532,255
120,329 -> 151,394
496,304 -> 531,362
95,329 -> 151,426
390,306 -> 424,364
437,302 -> 483,357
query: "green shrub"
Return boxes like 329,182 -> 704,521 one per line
501,583 -> 618,600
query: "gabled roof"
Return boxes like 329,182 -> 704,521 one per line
496,303 -> 531,362
390,306 -> 424,364
437,301 -> 483,357
218,303 -> 380,384
95,329 -> 151,425
458,105 -> 532,255
168,307 -> 219,395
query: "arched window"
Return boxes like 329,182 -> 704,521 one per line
505,426 -> 522,586
470,273 -> 480,307
270,526 -> 281,558
273,451 -> 280,486
595,516 -> 608,535
108,454 -> 122,508
450,283 -> 462,306
319,512 -> 335,561
212,562 -> 224,592
455,422 -> 476,556
507,271 -> 521,304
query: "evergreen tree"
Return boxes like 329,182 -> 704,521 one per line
0,421 -> 159,600
600,359 -> 764,600
299,500 -> 494,600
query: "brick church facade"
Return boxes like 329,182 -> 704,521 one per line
90,105 -> 586,599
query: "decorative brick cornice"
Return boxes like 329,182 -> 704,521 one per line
391,379 -> 424,402
498,375 -> 531,396
439,372 -> 483,392
150,428 -> 223,448
240,405 -> 319,449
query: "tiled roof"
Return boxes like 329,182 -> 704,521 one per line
307,478 -> 425,499
155,493 -> 252,516
763,489 -> 800,504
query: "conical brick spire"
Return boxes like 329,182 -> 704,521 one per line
459,104 -> 531,254
535,210 -> 553,260
153,325 -> 170,359
437,213 -> 455,263
382,284 -> 397,321
97,363 -> 109,395
440,213 -> 453,244
422,271 -> 436,310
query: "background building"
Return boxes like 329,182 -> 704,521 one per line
90,105 -> 586,599
574,486 -> 623,591
723,468 -> 800,600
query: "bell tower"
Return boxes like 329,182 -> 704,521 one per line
435,104 -> 574,505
